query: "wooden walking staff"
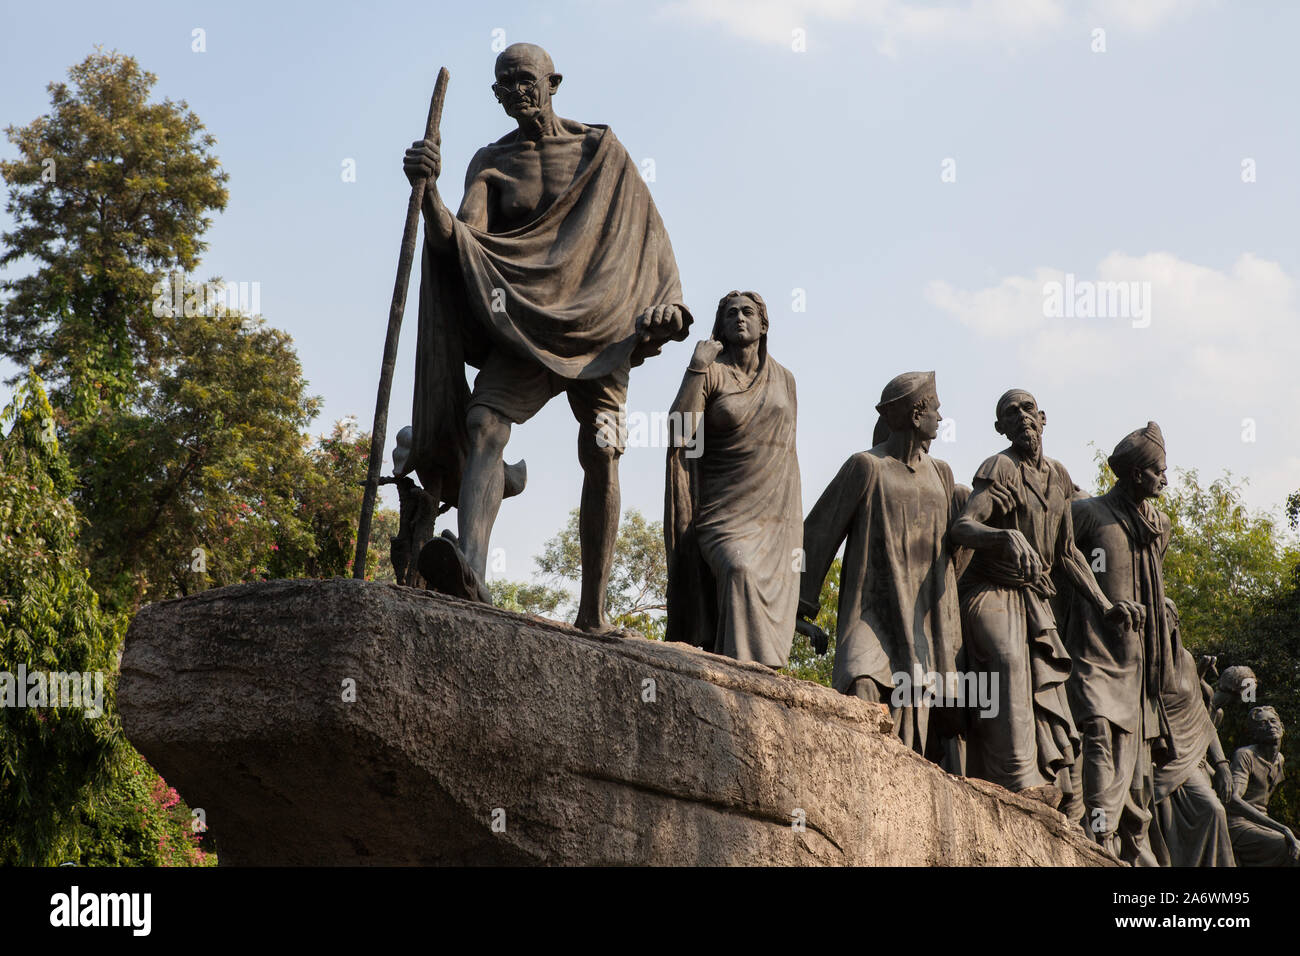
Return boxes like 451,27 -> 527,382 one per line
353,67 -> 449,579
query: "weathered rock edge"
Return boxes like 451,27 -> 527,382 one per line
119,578 -> 1117,866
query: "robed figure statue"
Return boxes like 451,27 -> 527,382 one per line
664,291 -> 802,667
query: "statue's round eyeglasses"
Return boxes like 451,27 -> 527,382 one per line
493,77 -> 539,98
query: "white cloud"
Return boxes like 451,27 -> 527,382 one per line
926,251 -> 1299,511
658,0 -> 1198,54
924,267 -> 1059,338
927,251 -> 1294,390
1090,0 -> 1200,32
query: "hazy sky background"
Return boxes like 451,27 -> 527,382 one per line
2,0 -> 1297,596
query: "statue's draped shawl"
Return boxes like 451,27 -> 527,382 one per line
1153,647 -> 1216,801
797,449 -> 966,751
409,125 -> 690,506
1067,487 -> 1177,757
663,353 -> 802,666
1149,646 -> 1234,870
959,450 -> 1084,789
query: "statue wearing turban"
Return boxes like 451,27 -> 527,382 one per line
1066,421 -> 1178,865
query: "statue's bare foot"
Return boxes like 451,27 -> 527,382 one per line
418,531 -> 492,604
846,678 -> 893,729
1017,784 -> 1063,809
574,610 -> 617,635
848,676 -> 881,702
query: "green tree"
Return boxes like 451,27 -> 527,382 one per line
78,747 -> 213,866
1162,471 -> 1299,650
69,312 -> 323,609
279,416 -> 380,582
368,506 -> 402,584
536,507 -> 667,636
0,371 -> 211,866
782,558 -> 839,686
1209,566 -> 1300,831
0,372 -> 121,863
1087,451 -> 1300,651
487,579 -> 568,616
0,50 -> 228,416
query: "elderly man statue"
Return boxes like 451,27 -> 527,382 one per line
400,43 -> 691,630
951,389 -> 1144,807
1066,421 -> 1179,865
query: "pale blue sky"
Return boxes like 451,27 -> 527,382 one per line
3,0 -> 1297,593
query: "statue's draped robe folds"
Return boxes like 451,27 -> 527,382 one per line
1067,487 -> 1177,863
1228,746 -> 1291,866
407,125 -> 689,502
799,449 -> 965,759
1150,647 -> 1235,866
664,357 -> 802,666
960,451 -> 1082,793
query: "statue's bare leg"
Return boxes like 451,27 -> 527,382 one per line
458,405 -> 511,581
574,433 -> 619,632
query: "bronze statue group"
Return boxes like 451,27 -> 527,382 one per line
663,318 -> 1294,869
390,43 -> 1294,868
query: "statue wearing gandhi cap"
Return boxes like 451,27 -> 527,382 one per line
799,372 -> 968,767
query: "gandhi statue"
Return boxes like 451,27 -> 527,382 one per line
400,43 -> 692,630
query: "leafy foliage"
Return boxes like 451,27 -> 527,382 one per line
0,50 -> 228,415
1161,471 -> 1298,650
279,417 -> 378,582
77,747 -> 214,867
536,507 -> 667,636
70,313 -> 325,609
782,558 -> 839,686
0,372 -> 123,864
368,506 -> 402,584
0,374 -> 208,866
0,51 -> 374,866
487,579 -> 568,616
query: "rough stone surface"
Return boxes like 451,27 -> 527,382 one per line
119,578 -> 1117,866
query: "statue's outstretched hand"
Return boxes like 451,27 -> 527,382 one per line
403,135 -> 441,186
637,304 -> 686,345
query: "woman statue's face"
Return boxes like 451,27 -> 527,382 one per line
720,296 -> 764,347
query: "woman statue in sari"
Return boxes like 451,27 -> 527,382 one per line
664,291 -> 802,667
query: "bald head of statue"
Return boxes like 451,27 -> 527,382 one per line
493,43 -> 563,126
993,388 -> 1046,460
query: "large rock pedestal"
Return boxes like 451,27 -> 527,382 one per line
119,579 -> 1115,866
